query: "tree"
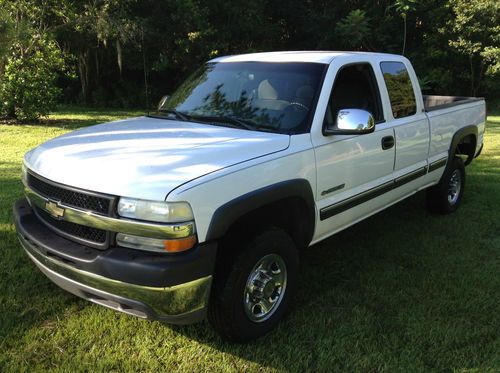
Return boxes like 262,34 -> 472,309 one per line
447,0 -> 500,95
335,10 -> 371,50
392,0 -> 417,55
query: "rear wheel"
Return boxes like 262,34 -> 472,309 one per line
426,156 -> 465,214
208,228 -> 299,342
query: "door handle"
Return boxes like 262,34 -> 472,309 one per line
381,136 -> 395,150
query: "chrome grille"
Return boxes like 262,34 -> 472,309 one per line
26,171 -> 115,249
27,173 -> 112,215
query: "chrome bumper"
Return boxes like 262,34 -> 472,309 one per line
18,232 -> 212,323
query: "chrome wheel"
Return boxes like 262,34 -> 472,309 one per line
448,169 -> 462,205
243,254 -> 287,323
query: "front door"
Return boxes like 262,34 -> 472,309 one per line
312,62 -> 396,241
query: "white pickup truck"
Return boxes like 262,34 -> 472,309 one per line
15,51 -> 485,341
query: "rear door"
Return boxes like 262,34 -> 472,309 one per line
378,61 -> 431,191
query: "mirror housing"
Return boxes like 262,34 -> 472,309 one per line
324,108 -> 375,136
157,95 -> 170,111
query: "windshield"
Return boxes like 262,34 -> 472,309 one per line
159,62 -> 326,134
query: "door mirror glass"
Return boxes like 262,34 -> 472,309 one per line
325,108 -> 375,135
158,95 -> 170,111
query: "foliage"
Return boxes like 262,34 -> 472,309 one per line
447,0 -> 500,95
0,0 -> 499,115
0,37 -> 65,121
335,10 -> 371,50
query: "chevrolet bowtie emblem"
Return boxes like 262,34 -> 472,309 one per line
45,200 -> 65,219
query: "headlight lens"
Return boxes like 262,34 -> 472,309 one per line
117,197 -> 194,223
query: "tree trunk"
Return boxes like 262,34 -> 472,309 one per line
78,51 -> 90,104
469,56 -> 475,96
116,39 -> 122,77
142,27 -> 149,110
402,15 -> 407,55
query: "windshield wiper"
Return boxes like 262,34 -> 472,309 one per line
193,115 -> 256,130
156,109 -> 192,121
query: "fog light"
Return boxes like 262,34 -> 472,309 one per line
116,233 -> 197,253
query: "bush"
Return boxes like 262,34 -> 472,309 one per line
0,37 -> 65,121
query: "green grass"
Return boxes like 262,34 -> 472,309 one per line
1,107 -> 499,372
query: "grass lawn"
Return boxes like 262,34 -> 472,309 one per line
0,106 -> 499,372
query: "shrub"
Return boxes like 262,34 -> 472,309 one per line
0,37 -> 65,121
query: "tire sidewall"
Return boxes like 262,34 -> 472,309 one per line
217,229 -> 299,341
440,157 -> 466,212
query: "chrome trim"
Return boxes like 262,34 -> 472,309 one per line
24,184 -> 195,239
336,109 -> 375,132
19,233 -> 212,317
244,253 -> 287,323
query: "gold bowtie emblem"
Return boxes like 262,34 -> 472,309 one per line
45,200 -> 65,219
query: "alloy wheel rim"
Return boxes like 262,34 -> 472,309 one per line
448,169 -> 462,205
243,253 -> 287,323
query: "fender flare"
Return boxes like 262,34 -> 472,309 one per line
449,125 -> 478,165
205,179 -> 316,245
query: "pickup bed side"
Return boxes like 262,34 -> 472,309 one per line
425,98 -> 485,166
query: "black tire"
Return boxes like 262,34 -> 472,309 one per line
208,228 -> 299,342
426,156 -> 465,214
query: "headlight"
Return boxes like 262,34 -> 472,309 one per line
117,197 -> 194,223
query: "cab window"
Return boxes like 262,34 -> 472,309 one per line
324,63 -> 383,127
380,61 -> 417,119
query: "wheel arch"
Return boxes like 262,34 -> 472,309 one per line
450,125 -> 478,166
205,179 -> 316,250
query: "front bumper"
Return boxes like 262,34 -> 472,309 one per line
14,199 -> 217,324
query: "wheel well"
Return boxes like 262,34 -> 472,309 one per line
221,197 -> 313,251
454,134 -> 477,165
211,197 -> 313,290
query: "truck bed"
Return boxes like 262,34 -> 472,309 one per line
423,95 -> 484,112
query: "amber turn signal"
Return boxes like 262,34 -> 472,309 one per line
163,235 -> 197,253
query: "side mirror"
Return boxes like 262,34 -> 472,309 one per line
158,95 -> 170,111
324,108 -> 375,135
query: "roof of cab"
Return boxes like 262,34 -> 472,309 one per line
209,51 -> 402,64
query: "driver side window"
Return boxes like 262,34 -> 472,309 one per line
325,63 -> 384,127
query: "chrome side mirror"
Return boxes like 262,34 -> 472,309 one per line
158,95 -> 170,111
324,108 -> 375,135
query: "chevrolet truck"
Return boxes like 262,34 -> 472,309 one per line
14,51 -> 486,341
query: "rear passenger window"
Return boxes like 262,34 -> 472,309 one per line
380,62 -> 416,119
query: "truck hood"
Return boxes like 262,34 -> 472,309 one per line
25,116 -> 290,200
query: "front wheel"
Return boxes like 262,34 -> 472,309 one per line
208,229 -> 299,342
426,156 -> 466,214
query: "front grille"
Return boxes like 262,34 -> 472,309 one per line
26,171 -> 115,249
27,173 -> 112,215
35,207 -> 108,245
